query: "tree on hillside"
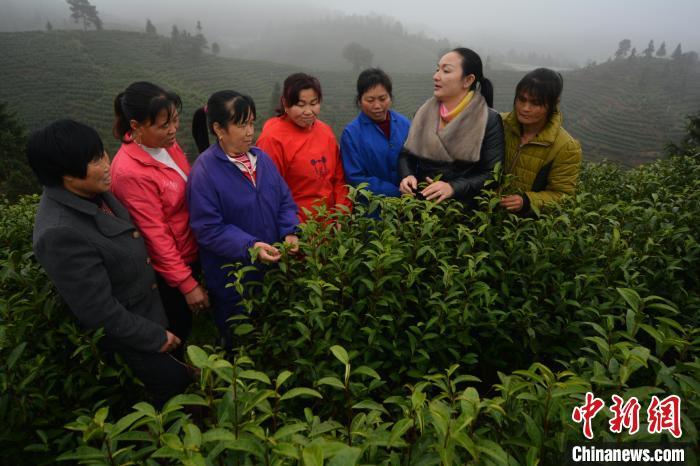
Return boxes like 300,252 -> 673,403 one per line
211,42 -> 220,55
656,42 -> 666,58
0,103 -> 37,200
342,42 -> 373,72
671,43 -> 682,60
171,25 -> 180,41
642,40 -> 654,58
46,21 -> 53,32
629,47 -> 637,59
614,39 -> 631,59
146,19 -> 157,35
66,0 -> 103,31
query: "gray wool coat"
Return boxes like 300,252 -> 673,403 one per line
32,186 -> 168,352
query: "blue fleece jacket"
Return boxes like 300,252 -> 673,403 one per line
187,144 -> 298,330
340,110 -> 410,197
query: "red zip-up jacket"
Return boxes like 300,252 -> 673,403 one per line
111,139 -> 199,294
257,116 -> 351,222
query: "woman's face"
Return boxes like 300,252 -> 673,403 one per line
360,84 -> 392,122
515,91 -> 549,127
433,51 -> 474,102
216,115 -> 255,155
284,88 -> 320,129
132,106 -> 179,148
64,151 -> 112,197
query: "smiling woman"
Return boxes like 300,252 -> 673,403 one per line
28,120 -> 192,408
257,73 -> 351,222
499,68 -> 582,216
110,81 -> 210,356
188,90 -> 299,349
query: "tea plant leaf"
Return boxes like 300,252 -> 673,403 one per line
317,377 -> 345,390
302,444 -> 324,466
280,387 -> 323,401
7,342 -> 26,370
617,288 -> 642,312
276,370 -> 293,389
352,365 -> 381,380
187,345 -> 209,368
330,345 -> 349,365
328,445 -> 362,466
273,423 -> 308,440
202,428 -> 236,443
238,370 -> 271,385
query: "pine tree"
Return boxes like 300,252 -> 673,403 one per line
146,19 -> 157,35
643,40 -> 654,58
629,47 -> 637,58
211,42 -> 220,55
672,43 -> 682,60
46,21 -> 53,32
66,0 -> 102,31
656,42 -> 666,58
614,39 -> 631,59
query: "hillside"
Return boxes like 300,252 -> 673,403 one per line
1,30 -> 699,165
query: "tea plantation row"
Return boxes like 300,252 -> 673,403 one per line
1,30 -> 699,164
1,154 -> 698,464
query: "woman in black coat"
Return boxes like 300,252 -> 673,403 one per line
398,47 -> 504,206
28,119 -> 191,408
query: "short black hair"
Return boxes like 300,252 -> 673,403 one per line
514,68 -> 564,122
355,68 -> 393,106
113,81 -> 182,142
26,119 -> 105,187
276,73 -> 322,116
192,90 -> 257,154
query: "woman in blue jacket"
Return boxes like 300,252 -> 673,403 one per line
341,68 -> 410,197
188,91 -> 299,348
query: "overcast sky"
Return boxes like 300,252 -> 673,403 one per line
2,0 -> 699,63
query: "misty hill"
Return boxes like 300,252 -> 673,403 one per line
1,30 -> 699,165
231,14 -> 451,73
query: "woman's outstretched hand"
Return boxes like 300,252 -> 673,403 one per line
284,235 -> 300,254
500,194 -> 524,212
422,177 -> 454,203
184,284 -> 210,313
254,242 -> 281,263
399,175 -> 418,195
159,330 -> 181,353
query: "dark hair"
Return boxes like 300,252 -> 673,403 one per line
275,73 -> 322,116
113,81 -> 182,142
450,47 -> 494,108
514,68 -> 564,122
355,68 -> 393,106
27,119 -> 104,187
192,90 -> 257,153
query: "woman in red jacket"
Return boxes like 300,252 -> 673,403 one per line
257,73 -> 351,222
111,81 -> 209,350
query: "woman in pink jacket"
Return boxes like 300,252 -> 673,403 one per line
111,81 -> 209,351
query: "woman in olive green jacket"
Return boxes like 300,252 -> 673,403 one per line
499,68 -> 582,215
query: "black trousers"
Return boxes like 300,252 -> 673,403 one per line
156,263 -> 201,353
100,339 -> 193,409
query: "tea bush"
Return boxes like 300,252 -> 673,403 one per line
2,155 -> 699,464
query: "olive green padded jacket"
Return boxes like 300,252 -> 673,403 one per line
501,110 -> 582,212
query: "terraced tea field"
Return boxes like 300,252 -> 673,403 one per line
1,30 -> 698,165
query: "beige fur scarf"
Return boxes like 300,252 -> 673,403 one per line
404,92 -> 488,163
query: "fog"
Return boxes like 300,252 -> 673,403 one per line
1,0 -> 699,69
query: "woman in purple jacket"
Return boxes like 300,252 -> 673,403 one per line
188,91 -> 299,348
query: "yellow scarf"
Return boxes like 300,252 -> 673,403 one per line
440,91 -> 474,124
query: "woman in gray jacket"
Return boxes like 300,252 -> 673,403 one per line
28,119 -> 191,408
